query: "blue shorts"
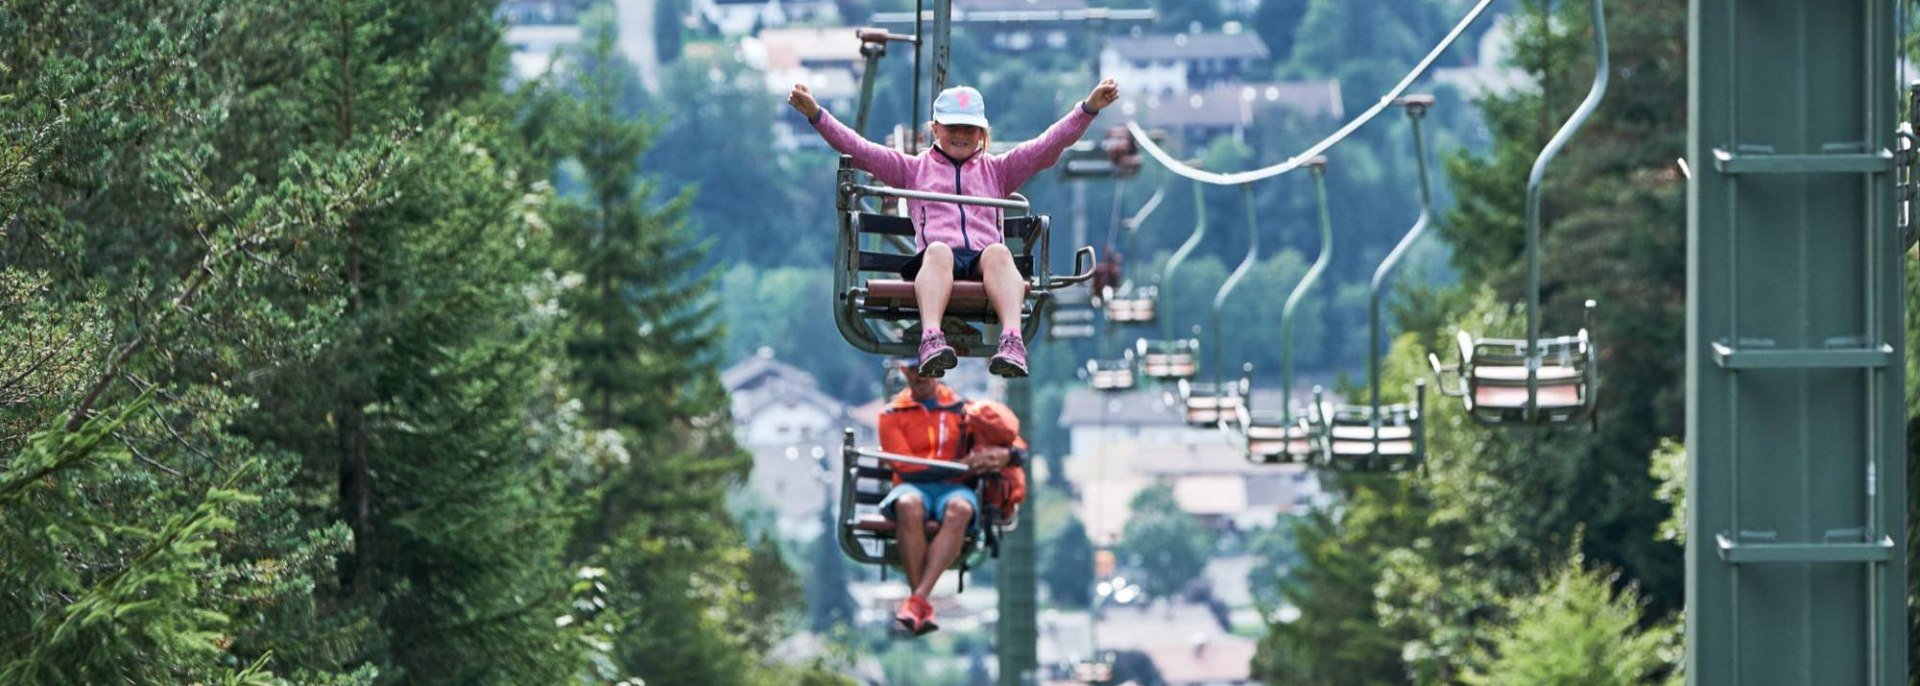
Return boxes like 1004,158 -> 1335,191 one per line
900,247 -> 984,281
880,481 -> 979,535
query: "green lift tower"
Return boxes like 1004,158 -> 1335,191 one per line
1687,0 -> 1908,683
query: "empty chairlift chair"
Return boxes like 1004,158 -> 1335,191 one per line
1178,183 -> 1261,429
1433,304 -> 1597,425
1320,97 -> 1436,473
1048,283 -> 1098,340
1236,156 -> 1335,465
1238,387 -> 1327,464
1429,0 -> 1607,429
1101,165 -> 1166,325
1085,350 -> 1138,392
1134,179 -> 1211,382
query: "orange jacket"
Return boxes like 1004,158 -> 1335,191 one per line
878,384 -> 968,482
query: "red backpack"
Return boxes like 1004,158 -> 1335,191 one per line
965,401 -> 1028,522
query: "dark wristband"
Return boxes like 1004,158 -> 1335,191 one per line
1080,101 -> 1097,116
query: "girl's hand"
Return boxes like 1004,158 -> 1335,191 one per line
788,83 -> 822,119
1084,78 -> 1120,112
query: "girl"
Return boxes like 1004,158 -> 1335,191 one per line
789,78 -> 1121,377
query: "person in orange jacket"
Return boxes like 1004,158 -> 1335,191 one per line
877,362 -> 1016,635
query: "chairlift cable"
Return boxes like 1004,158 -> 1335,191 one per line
1123,0 -> 1497,186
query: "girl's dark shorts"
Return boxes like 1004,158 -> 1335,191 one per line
901,247 -> 984,280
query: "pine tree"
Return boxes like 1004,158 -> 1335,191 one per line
1117,483 -> 1213,603
1461,556 -> 1676,685
549,12 -> 763,684
1042,515 -> 1096,608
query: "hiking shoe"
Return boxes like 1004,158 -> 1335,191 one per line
911,595 -> 939,636
917,331 -> 958,377
894,597 -> 920,634
988,333 -> 1029,378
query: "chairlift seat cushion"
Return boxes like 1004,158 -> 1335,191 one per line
864,279 -> 1031,316
1327,440 -> 1417,456
1473,383 -> 1584,410
1183,394 -> 1244,410
1472,364 -> 1581,382
1091,369 -> 1135,390
1328,425 -> 1416,441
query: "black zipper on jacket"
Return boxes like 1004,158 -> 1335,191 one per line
934,146 -> 973,251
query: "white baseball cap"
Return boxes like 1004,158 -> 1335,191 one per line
932,86 -> 990,128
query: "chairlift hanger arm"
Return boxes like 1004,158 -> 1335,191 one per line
1125,185 -> 1166,234
1368,102 -> 1436,420
1208,184 -> 1260,386
1524,0 -> 1609,369
1279,158 -> 1332,425
1123,0 -> 1496,186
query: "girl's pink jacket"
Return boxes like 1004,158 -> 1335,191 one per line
809,105 -> 1097,253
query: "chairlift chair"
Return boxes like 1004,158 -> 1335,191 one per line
1237,387 -> 1327,465
1428,0 -> 1608,429
836,429 -> 1012,590
1102,181 -> 1165,324
1136,335 -> 1200,381
1318,97 -> 1436,472
1049,283 -> 1099,340
1235,156 -> 1335,464
833,162 -> 1096,358
832,6 -> 1096,358
1178,376 -> 1246,428
1431,303 -> 1596,425
1319,388 -> 1426,473
1085,350 -> 1138,392
1176,183 -> 1261,428
1132,179 -> 1210,380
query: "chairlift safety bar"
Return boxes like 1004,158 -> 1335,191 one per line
851,447 -> 972,473
843,183 -> 1032,212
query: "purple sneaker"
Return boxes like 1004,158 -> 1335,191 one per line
989,333 -> 1029,378
916,331 -> 958,377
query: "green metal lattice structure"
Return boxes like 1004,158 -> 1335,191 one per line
1686,0 -> 1907,683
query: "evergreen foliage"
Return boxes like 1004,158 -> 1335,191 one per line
1256,0 -> 1689,681
1116,483 -> 1213,602
1460,557 -> 1678,686
1041,514 -> 1097,608
0,1 -> 818,682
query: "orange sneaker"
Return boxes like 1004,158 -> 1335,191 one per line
912,595 -> 939,635
894,596 -> 920,634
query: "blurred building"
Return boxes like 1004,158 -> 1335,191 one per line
741,26 -> 866,150
1115,80 -> 1343,148
503,24 -> 583,82
1431,14 -> 1531,98
695,0 -> 840,35
723,348 -> 875,541
1057,387 -> 1324,545
1100,27 -> 1272,97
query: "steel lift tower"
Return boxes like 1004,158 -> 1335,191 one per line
1687,0 -> 1907,683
